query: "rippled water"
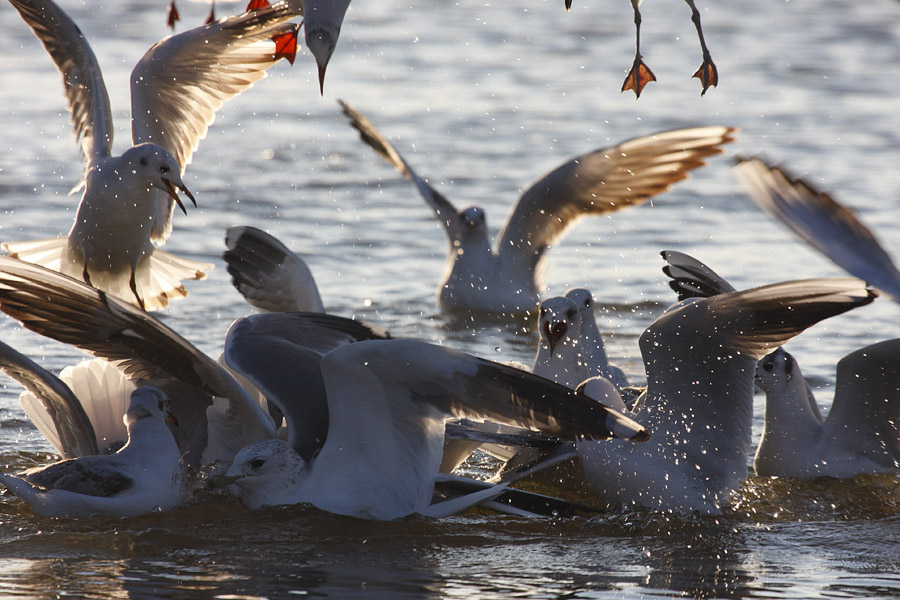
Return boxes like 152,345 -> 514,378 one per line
1,0 -> 900,597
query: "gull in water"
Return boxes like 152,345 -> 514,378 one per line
0,386 -> 184,518
0,256 -> 277,466
532,289 -> 630,391
220,311 -> 650,520
576,273 -> 877,513
223,225 -> 324,313
3,0 -> 299,310
340,99 -> 736,316
661,249 -> 900,479
754,343 -> 900,478
736,157 -> 900,304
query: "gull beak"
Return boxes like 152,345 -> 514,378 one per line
318,63 -> 328,96
542,320 -> 568,354
162,177 -> 197,215
165,410 -> 180,428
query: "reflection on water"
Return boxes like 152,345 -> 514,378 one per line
0,467 -> 898,598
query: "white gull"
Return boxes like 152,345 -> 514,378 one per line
0,386 -> 184,518
3,0 -> 299,310
339,99 -> 736,316
221,312 -> 650,520
661,250 -> 900,479
754,343 -> 900,478
576,275 -> 876,513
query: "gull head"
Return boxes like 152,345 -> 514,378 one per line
756,347 -> 795,391
225,439 -> 308,509
305,26 -> 338,95
539,296 -> 581,354
126,144 -> 196,215
565,288 -> 595,322
124,386 -> 173,427
460,206 -> 487,235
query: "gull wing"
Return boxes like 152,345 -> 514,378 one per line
131,2 -> 299,242
131,2 -> 298,170
736,157 -> 900,302
0,339 -> 98,458
8,0 -> 113,167
223,312 -> 390,461
825,338 -> 900,463
300,338 -> 648,519
339,100 -> 464,246
496,126 -> 736,280
223,226 -> 325,313
20,457 -> 135,497
660,250 -> 736,300
0,257 -> 275,465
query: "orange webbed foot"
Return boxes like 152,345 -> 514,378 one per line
622,58 -> 656,99
693,59 -> 718,96
272,28 -> 299,65
166,0 -> 180,30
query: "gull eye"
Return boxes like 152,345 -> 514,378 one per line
566,309 -> 577,320
539,307 -> 547,317
250,459 -> 265,470
139,157 -> 148,166
762,361 -> 775,373
159,164 -> 170,174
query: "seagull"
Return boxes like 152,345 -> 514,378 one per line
223,226 -> 324,313
754,343 -> 900,479
340,99 -> 737,316
3,0 -> 300,311
576,275 -> 877,513
0,256 -> 277,467
735,157 -> 900,304
663,249 -> 900,479
0,386 -> 184,518
220,312 -> 650,520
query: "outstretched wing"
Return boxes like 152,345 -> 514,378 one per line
131,2 -> 299,170
736,157 -> 900,302
0,256 -> 275,465
0,339 -> 98,458
826,338 -> 900,463
8,0 -> 113,167
339,99 -> 464,246
224,226 -> 325,313
303,338 -> 648,519
496,126 -> 737,280
131,2 -> 299,242
660,250 -> 737,301
223,312 -> 390,461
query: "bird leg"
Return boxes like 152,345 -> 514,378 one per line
166,0 -> 180,30
685,0 -> 718,96
129,269 -> 146,312
621,0 -> 656,98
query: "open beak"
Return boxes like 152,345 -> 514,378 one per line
162,178 -> 197,215
542,320 -> 568,354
